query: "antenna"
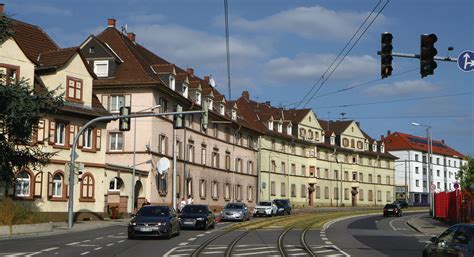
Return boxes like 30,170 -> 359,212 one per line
340,112 -> 346,121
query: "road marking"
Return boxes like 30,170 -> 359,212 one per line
207,246 -> 228,250
205,231 -> 212,234
95,237 -> 104,240
290,253 -> 308,256
175,248 -> 194,252
41,247 -> 59,252
188,237 -> 197,241
197,234 -> 205,237
325,241 -> 332,245
314,249 -> 333,253
322,237 -> 328,241
106,243 -> 114,247
94,247 -> 102,251
235,246 -> 274,251
233,250 -> 279,256
389,217 -> 403,231
80,252 -> 90,255
118,240 -> 125,243
25,252 -> 42,257
178,242 -> 188,246
66,242 -> 80,246
118,232 -> 125,235
82,240 -> 91,243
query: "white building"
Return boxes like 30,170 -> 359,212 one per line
382,131 -> 466,205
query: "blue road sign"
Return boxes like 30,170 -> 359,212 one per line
457,50 -> 474,72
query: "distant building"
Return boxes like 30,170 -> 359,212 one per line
382,131 -> 466,205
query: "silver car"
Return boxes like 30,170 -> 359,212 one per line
220,203 -> 250,222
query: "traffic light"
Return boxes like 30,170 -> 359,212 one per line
380,32 -> 393,79
420,33 -> 437,78
202,100 -> 208,130
119,106 -> 131,131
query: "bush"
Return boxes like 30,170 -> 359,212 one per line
0,198 -> 46,234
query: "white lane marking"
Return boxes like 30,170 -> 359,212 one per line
163,247 -> 180,257
389,217 -> 403,231
106,243 -> 114,247
233,250 -> 279,256
202,251 -> 225,254
196,234 -> 206,237
82,240 -> 91,243
188,237 -> 197,241
314,249 -> 333,253
25,252 -> 42,257
80,252 -> 90,256
206,246 -> 228,250
94,247 -> 102,251
175,248 -> 194,252
325,241 -> 333,245
235,246 -> 274,251
66,242 -> 80,246
331,244 -> 351,257
95,237 -> 104,240
118,232 -> 125,235
286,248 -> 304,252
204,231 -> 212,234
321,237 -> 328,241
290,253 -> 309,256
178,242 -> 188,246
41,247 -> 59,252
118,240 -> 125,243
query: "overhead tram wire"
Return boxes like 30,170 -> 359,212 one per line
313,92 -> 474,109
302,0 -> 390,109
284,67 -> 417,107
344,114 -> 474,120
293,0 -> 383,109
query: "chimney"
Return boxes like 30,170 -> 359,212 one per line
108,18 -> 116,28
387,130 -> 391,136
127,32 -> 136,42
441,139 -> 445,144
186,68 -> 194,77
204,76 -> 209,82
242,91 -> 249,99
381,135 -> 385,140
0,4 -> 4,15
265,101 -> 271,106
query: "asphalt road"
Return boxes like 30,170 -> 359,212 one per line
325,212 -> 433,257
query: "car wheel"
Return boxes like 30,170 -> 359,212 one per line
127,232 -> 134,240
176,224 -> 180,236
166,226 -> 173,239
204,221 -> 208,231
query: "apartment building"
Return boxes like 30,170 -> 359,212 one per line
79,19 -> 260,213
383,131 -> 466,205
0,6 -> 110,221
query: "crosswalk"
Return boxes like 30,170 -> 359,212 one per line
165,244 -> 346,257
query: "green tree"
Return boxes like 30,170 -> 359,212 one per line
457,156 -> 474,191
0,14 -> 64,192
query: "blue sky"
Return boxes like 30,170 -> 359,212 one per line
3,0 -> 473,156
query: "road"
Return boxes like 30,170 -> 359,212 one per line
0,212 -> 433,257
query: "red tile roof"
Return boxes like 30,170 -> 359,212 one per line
383,132 -> 465,158
37,47 -> 78,68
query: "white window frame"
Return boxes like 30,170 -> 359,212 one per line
182,84 -> 189,98
55,122 -> 66,145
110,95 -> 125,113
219,104 -> 225,116
15,172 -> 30,197
196,92 -> 202,105
169,75 -> 175,90
109,132 -> 123,151
109,177 -> 122,191
277,123 -> 283,133
93,60 -> 109,77
52,174 -> 63,197
268,121 -> 273,130
287,124 -> 292,135
83,128 -> 93,149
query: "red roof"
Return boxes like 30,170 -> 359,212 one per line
383,132 -> 465,158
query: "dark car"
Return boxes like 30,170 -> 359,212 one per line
393,200 -> 409,208
274,199 -> 291,215
179,204 -> 215,230
221,202 -> 250,221
423,224 -> 474,257
383,204 -> 402,217
127,205 -> 180,239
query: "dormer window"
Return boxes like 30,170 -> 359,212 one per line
182,84 -> 188,98
287,124 -> 293,135
277,123 -> 283,133
196,92 -> 201,105
169,76 -> 175,91
231,109 -> 237,120
93,60 -> 109,77
207,99 -> 213,110
381,144 -> 385,153
219,104 -> 225,116
268,121 -> 273,130
365,140 -> 369,150
330,136 -> 335,145
372,143 -> 377,152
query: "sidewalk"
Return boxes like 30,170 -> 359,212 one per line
406,212 -> 451,236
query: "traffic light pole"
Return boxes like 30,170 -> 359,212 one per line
67,109 -> 205,229
377,51 -> 457,62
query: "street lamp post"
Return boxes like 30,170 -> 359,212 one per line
412,122 -> 434,217
131,105 -> 160,214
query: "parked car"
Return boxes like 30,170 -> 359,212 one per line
221,202 -> 250,221
383,203 -> 403,217
274,199 -> 291,215
253,201 -> 277,217
179,204 -> 215,230
393,200 -> 409,208
127,205 -> 180,239
423,224 -> 474,257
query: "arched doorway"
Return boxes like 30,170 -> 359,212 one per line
134,180 -> 144,210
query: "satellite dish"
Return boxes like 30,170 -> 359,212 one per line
209,77 -> 216,87
157,157 -> 170,175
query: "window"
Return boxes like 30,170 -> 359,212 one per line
195,92 -> 202,105
359,189 -> 364,201
109,177 -> 123,191
290,184 -> 296,197
377,190 -> 382,202
235,185 -> 243,201
225,153 -> 231,170
169,76 -> 176,90
224,183 -> 231,200
342,138 -> 349,147
324,169 -> 329,179
157,173 -> 167,195
159,97 -> 169,114
386,176 -> 390,184
301,185 -> 307,198
271,181 -> 276,196
271,140 -> 276,150
93,60 -> 109,77
359,173 -> 363,182
368,190 -> 373,201
315,186 -> 321,199
66,77 -> 83,102
0,64 -> 19,84
89,47 -> 95,53
372,144 -> 377,152
80,173 -> 94,200
182,84 -> 189,98
186,178 -> 193,197
324,187 -> 329,199
277,123 -> 283,133
271,160 -> 276,173
188,144 -> 195,163
377,175 -> 382,184
386,191 -> 391,202
437,170 -> 440,177
199,180 -> 207,199
211,181 -> 218,199
301,165 -> 306,176
415,167 -> 419,174
159,135 -> 167,154
281,162 -> 286,174
281,182 -> 286,197
330,136 -> 335,145
235,158 -> 243,172
110,95 -> 125,112
231,109 -> 237,120
83,128 -> 93,149
212,151 -> 220,168
357,141 -> 363,149
268,121 -> 273,130
201,146 -> 207,165
368,174 -> 373,183
247,161 -> 254,174
344,171 -> 349,181
15,171 -> 31,197
109,132 -> 123,151
334,187 -> 339,199
55,122 -> 66,145
213,123 -> 219,138
344,188 -> 349,200
416,180 -> 420,187
52,173 -> 63,197
334,170 -> 339,180
352,172 -> 357,181
287,124 -> 292,135
291,164 -> 296,175
247,186 -> 253,202
219,104 -> 225,116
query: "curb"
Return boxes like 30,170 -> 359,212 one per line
406,220 -> 422,233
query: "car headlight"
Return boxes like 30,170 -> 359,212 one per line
156,222 -> 167,226
278,208 -> 284,211
129,222 -> 136,226
196,217 -> 204,221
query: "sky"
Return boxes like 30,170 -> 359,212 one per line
3,0 -> 473,156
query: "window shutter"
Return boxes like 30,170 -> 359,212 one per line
165,137 -> 169,155
37,119 -> 45,143
125,94 -> 132,107
48,121 -> 56,145
95,128 -> 101,151
78,126 -> 83,149
47,172 -> 53,199
34,172 -> 43,198
101,95 -> 109,110
68,124 -> 75,148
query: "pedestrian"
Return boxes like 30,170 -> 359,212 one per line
179,197 -> 186,212
187,195 -> 193,205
